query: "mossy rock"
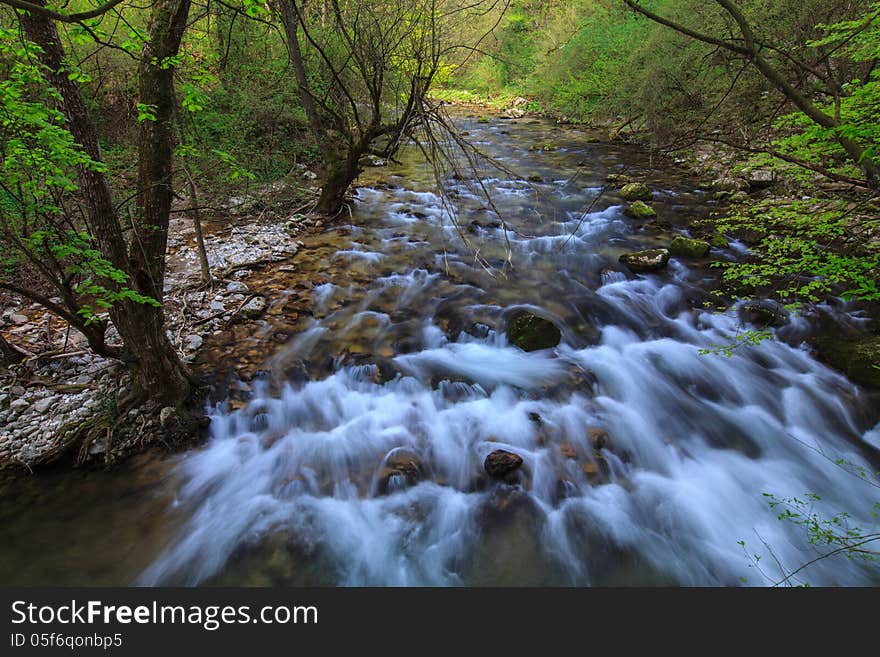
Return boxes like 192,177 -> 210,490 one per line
507,312 -> 562,352
624,200 -> 656,219
669,236 -> 711,258
620,182 -> 652,202
811,334 -> 880,389
619,248 -> 670,273
477,117 -> 491,124
710,234 -> 729,249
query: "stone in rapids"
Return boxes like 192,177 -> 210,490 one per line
619,248 -> 670,273
484,450 -> 524,478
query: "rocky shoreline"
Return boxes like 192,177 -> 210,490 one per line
0,175 -> 323,474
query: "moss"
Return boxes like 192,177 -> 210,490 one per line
507,312 -> 561,351
624,200 -> 656,219
710,234 -> 729,249
669,236 -> 711,258
812,334 -> 880,389
619,182 -> 652,201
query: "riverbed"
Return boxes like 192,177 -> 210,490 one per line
2,115 -> 878,587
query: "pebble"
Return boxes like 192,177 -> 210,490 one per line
226,281 -> 249,294
32,396 -> 57,414
185,334 -> 204,351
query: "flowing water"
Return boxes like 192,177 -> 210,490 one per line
2,116 -> 879,586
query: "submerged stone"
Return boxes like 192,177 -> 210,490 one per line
507,312 -> 562,351
669,236 -> 711,258
619,248 -> 670,273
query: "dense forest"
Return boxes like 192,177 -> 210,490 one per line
0,1 -> 878,587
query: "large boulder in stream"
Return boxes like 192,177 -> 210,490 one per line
619,182 -> 652,202
507,312 -> 562,352
619,248 -> 670,273
484,450 -> 524,478
811,334 -> 880,389
669,236 -> 711,258
738,299 -> 789,328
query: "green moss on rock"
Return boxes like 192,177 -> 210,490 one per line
620,182 -> 652,202
710,234 -> 729,249
507,312 -> 562,351
624,200 -> 656,219
669,236 -> 711,258
811,334 -> 880,389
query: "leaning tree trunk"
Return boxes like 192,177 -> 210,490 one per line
316,152 -> 363,216
19,4 -> 193,407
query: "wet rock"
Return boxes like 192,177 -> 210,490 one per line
242,296 -> 268,319
619,248 -> 670,273
526,174 -> 543,183
377,448 -> 423,495
811,334 -> 880,389
711,177 -> 748,193
484,449 -> 524,478
587,427 -> 609,450
607,173 -> 630,185
619,182 -> 652,202
739,299 -> 789,328
624,200 -> 656,219
9,314 -> 28,326
559,442 -> 577,459
669,236 -> 711,258
507,312 -> 562,352
710,234 -> 729,249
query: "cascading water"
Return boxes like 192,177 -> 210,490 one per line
135,117 -> 880,587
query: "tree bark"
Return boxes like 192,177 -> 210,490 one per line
18,3 -> 193,406
316,153 -> 362,216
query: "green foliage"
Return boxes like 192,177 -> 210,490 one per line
710,198 -> 880,304
698,328 -> 773,357
0,29 -> 157,321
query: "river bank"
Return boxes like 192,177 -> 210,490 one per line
0,172 -> 327,473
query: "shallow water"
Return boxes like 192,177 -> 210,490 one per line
2,116 -> 878,586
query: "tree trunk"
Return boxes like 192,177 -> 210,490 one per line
19,4 -> 193,407
316,153 -> 362,216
